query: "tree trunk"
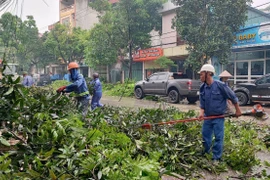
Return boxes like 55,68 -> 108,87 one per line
128,43 -> 132,79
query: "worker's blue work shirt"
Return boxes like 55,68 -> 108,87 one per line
90,78 -> 102,93
200,81 -> 238,116
22,75 -> 34,87
65,69 -> 90,99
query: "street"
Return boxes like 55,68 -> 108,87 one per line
101,95 -> 270,180
101,95 -> 270,126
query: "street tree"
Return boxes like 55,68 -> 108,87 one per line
155,56 -> 177,70
172,0 -> 252,71
85,23 -> 120,68
0,13 -> 23,62
45,24 -> 89,64
16,15 -> 40,72
32,32 -> 58,72
87,0 -> 165,78
0,13 -> 43,72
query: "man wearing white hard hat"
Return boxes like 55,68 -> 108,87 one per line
198,64 -> 241,163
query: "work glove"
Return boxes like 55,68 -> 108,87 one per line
57,86 -> 66,93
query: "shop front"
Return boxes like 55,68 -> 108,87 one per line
218,22 -> 270,84
133,48 -> 163,79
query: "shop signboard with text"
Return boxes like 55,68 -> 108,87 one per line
133,48 -> 163,62
232,22 -> 270,49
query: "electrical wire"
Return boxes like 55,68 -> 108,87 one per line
0,0 -> 13,12
41,0 -> 49,7
20,0 -> 24,18
253,1 -> 270,8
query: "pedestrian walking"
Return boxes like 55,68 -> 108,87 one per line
22,71 -> 34,87
56,62 -> 90,119
90,72 -> 103,110
198,64 -> 242,163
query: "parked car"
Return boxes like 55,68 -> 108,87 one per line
232,74 -> 270,105
134,72 -> 201,104
37,74 -> 51,86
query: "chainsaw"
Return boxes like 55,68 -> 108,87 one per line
141,104 -> 269,129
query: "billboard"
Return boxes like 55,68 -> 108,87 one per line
232,22 -> 270,49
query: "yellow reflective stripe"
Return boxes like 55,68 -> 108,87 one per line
76,91 -> 89,97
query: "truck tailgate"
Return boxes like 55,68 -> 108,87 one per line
191,80 -> 201,91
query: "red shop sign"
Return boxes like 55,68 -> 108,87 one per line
133,48 -> 163,62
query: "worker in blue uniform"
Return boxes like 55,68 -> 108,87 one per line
57,62 -> 90,119
90,72 -> 103,110
22,71 -> 34,87
198,64 -> 242,163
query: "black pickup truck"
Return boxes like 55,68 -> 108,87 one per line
134,72 -> 201,103
232,73 -> 270,105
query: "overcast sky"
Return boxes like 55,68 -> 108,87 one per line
0,0 -> 269,33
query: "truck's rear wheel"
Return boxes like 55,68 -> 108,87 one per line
187,97 -> 198,104
235,91 -> 248,106
168,89 -> 179,103
134,87 -> 144,99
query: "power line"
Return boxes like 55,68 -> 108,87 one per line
20,0 -> 24,18
0,0 -> 13,12
253,2 -> 270,8
41,0 -> 49,7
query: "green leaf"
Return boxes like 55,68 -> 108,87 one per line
27,169 -> 41,178
3,87 -> 14,96
98,171 -> 102,179
0,137 -> 10,146
264,161 -> 270,167
49,169 -> 57,180
14,76 -> 21,84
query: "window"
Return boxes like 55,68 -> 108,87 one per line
236,62 -> 248,75
148,74 -> 158,81
266,50 -> 270,58
223,62 -> 234,75
251,61 -> 264,75
266,60 -> 270,74
61,17 -> 70,25
157,73 -> 167,80
256,76 -> 270,84
235,51 -> 264,60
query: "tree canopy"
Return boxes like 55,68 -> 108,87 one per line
44,24 -> 90,64
0,13 -> 90,73
86,0 -> 165,75
172,0 -> 252,71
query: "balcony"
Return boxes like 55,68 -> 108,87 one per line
60,5 -> 74,13
60,5 -> 75,18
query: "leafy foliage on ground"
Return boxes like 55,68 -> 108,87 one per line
0,74 -> 270,179
50,80 -> 71,91
103,81 -> 135,97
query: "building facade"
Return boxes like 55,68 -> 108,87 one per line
59,0 -> 118,29
136,1 -> 192,80
212,7 -> 270,84
139,2 -> 270,83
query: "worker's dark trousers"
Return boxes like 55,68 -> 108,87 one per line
91,91 -> 103,110
202,117 -> 225,160
76,96 -> 90,119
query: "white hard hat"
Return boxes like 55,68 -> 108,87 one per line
199,64 -> 215,74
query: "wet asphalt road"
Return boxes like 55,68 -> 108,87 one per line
101,95 -> 270,126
